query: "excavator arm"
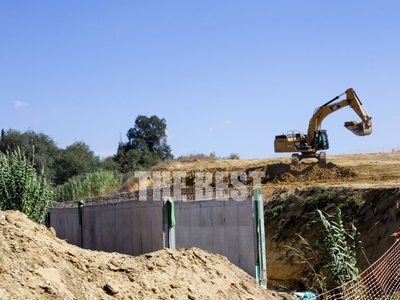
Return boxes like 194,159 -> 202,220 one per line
307,88 -> 372,146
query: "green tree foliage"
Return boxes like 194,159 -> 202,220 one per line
54,141 -> 100,185
100,156 -> 120,171
0,150 -> 53,223
115,115 -> 173,172
0,129 -> 60,182
54,171 -> 123,202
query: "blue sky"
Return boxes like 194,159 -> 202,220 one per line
1,1 -> 399,159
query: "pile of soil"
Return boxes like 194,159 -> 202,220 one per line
0,210 -> 279,300
266,162 -> 357,183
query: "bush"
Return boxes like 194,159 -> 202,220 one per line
54,171 -> 123,202
226,153 -> 240,160
0,150 -> 53,223
177,152 -> 219,162
303,186 -> 338,208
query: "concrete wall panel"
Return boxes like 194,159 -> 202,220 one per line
174,197 -> 255,276
49,196 -> 258,277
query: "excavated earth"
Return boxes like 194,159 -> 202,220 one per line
141,152 -> 400,290
131,153 -> 400,195
0,211 -> 280,300
264,186 -> 400,290
2,153 -> 399,298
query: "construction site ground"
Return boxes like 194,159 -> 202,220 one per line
2,152 -> 400,299
149,152 -> 400,290
149,152 -> 400,196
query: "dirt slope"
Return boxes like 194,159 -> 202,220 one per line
0,210 -> 279,300
129,153 -> 400,196
263,187 -> 400,290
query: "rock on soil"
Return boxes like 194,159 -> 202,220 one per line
0,210 -> 280,300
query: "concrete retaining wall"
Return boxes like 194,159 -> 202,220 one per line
174,198 -> 255,276
49,196 -> 258,277
49,200 -> 163,256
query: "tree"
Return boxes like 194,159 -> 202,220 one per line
100,156 -> 120,171
0,129 -> 60,182
115,115 -> 173,172
54,141 -> 100,185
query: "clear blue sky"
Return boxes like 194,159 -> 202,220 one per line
1,1 -> 399,159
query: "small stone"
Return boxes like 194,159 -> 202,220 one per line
170,283 -> 179,289
109,259 -> 120,268
104,283 -> 119,295
41,285 -> 57,295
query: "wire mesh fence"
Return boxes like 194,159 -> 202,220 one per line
316,239 -> 400,299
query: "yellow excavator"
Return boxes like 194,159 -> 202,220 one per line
274,88 -> 372,164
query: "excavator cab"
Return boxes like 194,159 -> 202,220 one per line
314,130 -> 329,150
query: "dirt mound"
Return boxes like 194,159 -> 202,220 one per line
266,162 -> 357,183
0,210 -> 279,300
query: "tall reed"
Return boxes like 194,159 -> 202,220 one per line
0,149 -> 53,223
54,171 -> 123,202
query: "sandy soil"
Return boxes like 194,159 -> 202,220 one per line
0,211 -> 280,300
147,152 -> 400,196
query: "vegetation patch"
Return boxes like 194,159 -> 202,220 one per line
54,171 -> 123,202
302,186 -> 339,209
0,149 -> 53,223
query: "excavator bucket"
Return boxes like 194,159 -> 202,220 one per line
344,121 -> 372,136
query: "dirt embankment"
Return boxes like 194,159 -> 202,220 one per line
131,152 -> 400,195
265,162 -> 357,184
0,210 -> 279,300
123,159 -> 359,200
264,187 -> 400,290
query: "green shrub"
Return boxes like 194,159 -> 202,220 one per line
265,202 -> 295,219
54,171 -> 123,202
303,186 -> 338,208
0,150 -> 53,223
339,194 -> 364,210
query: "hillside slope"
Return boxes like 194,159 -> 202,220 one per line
123,153 -> 400,195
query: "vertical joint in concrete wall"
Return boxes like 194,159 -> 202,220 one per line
78,200 -> 85,248
163,197 -> 176,249
253,187 -> 267,289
